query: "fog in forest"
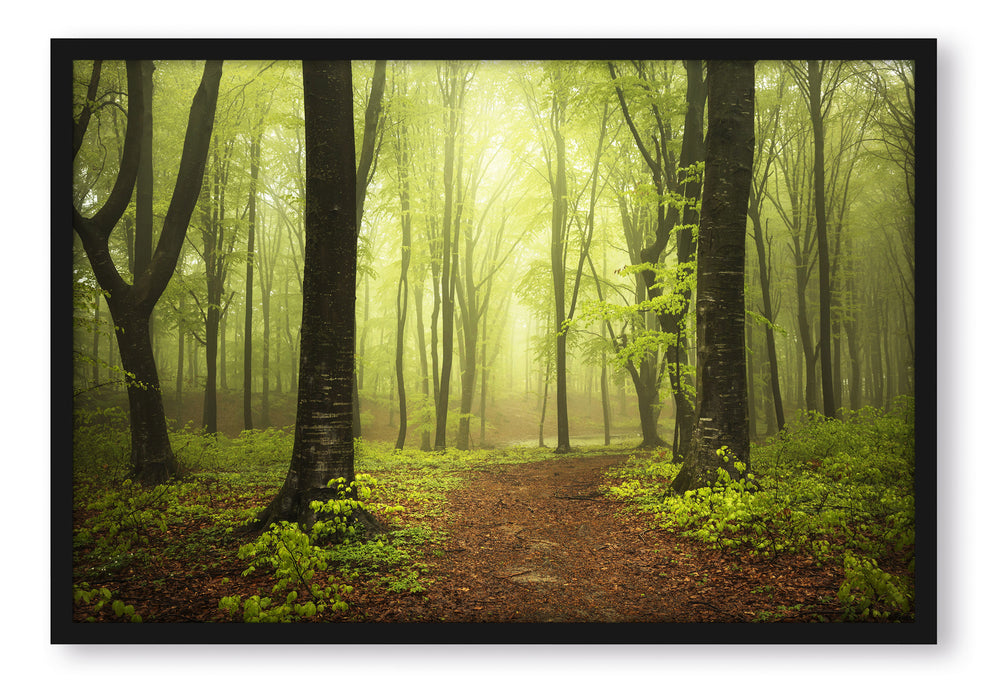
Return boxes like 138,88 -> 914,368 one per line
72,58 -> 915,453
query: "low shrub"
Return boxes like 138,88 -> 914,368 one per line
607,399 -> 916,621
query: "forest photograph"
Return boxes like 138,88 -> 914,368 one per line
58,40 -> 931,642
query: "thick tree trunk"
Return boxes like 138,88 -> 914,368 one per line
256,60 -> 361,530
114,310 -> 176,485
672,60 -> 755,494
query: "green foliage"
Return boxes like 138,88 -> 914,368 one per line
606,399 -> 916,621
220,519 -> 354,622
73,407 -> 132,483
605,448 -> 679,506
326,524 -> 442,594
74,477 -> 195,569
837,553 -> 913,621
73,583 -> 143,623
219,473 -> 405,622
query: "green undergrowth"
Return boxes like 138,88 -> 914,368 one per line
605,397 -> 916,622
74,409 -> 578,622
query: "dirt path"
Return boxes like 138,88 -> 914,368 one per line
348,452 -> 846,624
420,454 -> 678,623
342,454 -> 710,623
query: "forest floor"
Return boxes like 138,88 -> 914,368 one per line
72,449 -> 847,625
335,452 -> 846,624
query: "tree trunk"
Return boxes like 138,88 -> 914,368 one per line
434,62 -> 465,451
394,111 -> 412,449
135,61 -> 154,284
480,311 -> 491,446
746,312 -> 758,440
601,320 -> 611,446
630,367 -> 662,447
243,128 -> 258,431
616,60 -> 706,460
538,358 -> 551,448
844,273 -> 863,410
113,307 -> 175,485
92,289 -> 101,384
750,210 -> 785,432
175,297 -> 184,428
256,60 -> 361,529
809,60 -> 836,418
220,312 -> 228,391
202,144 -> 224,436
413,280 -> 432,450
74,60 -> 222,485
672,60 -> 755,494
261,276 -> 272,427
549,77 -> 571,454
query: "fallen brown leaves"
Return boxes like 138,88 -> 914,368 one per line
73,451 -> 851,625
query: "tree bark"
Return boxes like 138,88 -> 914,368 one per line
672,60 -> 755,493
243,122 -> 261,431
256,60 -> 360,529
808,59 -> 836,417
549,71 -> 571,454
434,61 -> 465,451
394,112 -> 413,449
413,280 -> 432,450
750,209 -> 785,432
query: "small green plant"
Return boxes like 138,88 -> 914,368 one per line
219,473 -> 407,622
221,520 -> 354,622
74,479 -> 195,567
73,583 -> 142,622
837,553 -> 913,621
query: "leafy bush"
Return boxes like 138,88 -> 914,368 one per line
838,553 -> 913,621
219,473 -> 406,623
74,478 -> 195,568
220,520 -> 354,622
73,406 -> 132,485
607,399 -> 916,621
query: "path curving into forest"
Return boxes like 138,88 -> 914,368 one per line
347,452 -> 844,624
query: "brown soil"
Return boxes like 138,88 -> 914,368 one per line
337,452 -> 847,624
